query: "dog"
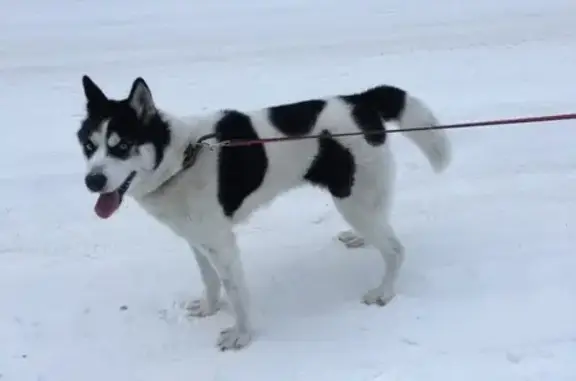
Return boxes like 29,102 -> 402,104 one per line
76,75 -> 451,351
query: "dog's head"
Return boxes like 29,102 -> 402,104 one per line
77,75 -> 170,219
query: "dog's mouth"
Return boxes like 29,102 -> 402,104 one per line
94,172 -> 136,219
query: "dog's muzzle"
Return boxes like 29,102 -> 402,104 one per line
91,171 -> 136,219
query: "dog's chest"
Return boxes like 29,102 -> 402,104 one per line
135,189 -> 221,242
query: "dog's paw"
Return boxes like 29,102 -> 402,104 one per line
337,230 -> 366,248
362,288 -> 395,307
217,326 -> 252,351
185,298 -> 220,318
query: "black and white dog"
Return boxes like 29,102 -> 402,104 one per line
77,75 -> 451,351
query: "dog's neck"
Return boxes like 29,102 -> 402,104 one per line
129,110 -> 215,199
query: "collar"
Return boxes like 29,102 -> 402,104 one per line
181,132 -> 217,169
155,132 -> 218,191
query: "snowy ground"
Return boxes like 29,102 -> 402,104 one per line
1,0 -> 576,380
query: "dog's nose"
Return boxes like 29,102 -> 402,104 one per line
85,173 -> 107,192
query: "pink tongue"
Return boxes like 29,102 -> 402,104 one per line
94,192 -> 121,219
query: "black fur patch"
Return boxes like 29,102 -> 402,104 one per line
77,120 -> 99,159
268,99 -> 326,136
77,99 -> 170,168
77,116 -> 102,153
341,85 -> 406,146
215,110 -> 268,218
304,131 -> 355,198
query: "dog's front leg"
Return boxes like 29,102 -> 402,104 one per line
204,236 -> 252,351
185,246 -> 222,317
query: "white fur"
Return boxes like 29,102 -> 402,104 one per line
115,91 -> 452,351
107,132 -> 121,147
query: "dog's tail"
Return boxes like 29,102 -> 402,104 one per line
396,93 -> 451,173
367,86 -> 452,173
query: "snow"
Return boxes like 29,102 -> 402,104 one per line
1,0 -> 576,379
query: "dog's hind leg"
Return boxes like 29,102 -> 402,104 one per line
185,246 -> 222,317
337,229 -> 366,248
334,194 -> 404,306
333,149 -> 404,306
334,195 -> 404,305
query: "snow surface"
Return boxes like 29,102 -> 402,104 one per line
1,0 -> 576,380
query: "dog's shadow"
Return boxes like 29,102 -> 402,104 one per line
167,190 -> 433,339
237,228 -> 428,329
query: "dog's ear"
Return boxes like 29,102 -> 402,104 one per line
128,77 -> 156,121
82,75 -> 108,107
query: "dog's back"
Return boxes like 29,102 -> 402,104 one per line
201,85 -> 451,223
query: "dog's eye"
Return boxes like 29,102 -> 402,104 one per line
118,142 -> 130,151
84,142 -> 95,152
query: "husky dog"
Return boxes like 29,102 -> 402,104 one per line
77,75 -> 451,351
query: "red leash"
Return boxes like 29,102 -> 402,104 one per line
218,112 -> 576,148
